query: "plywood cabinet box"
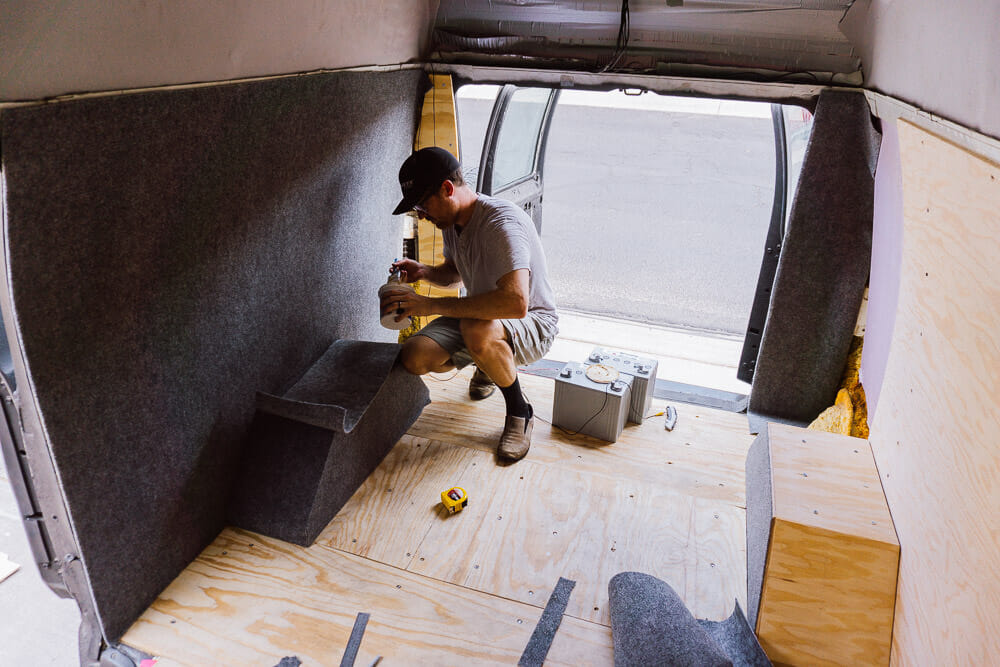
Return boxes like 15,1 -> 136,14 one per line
746,423 -> 899,666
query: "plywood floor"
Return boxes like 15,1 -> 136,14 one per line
122,364 -> 754,666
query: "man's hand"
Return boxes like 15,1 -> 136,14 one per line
391,258 -> 428,284
393,258 -> 461,288
380,286 -> 434,323
380,268 -> 529,323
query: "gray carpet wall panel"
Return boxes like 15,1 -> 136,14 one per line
0,69 -> 424,641
744,430 -> 772,631
229,340 -> 430,546
748,90 -> 880,426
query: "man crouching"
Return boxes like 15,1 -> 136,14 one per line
382,147 -> 559,462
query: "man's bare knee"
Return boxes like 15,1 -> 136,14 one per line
400,347 -> 429,375
460,319 -> 505,358
400,337 -> 452,375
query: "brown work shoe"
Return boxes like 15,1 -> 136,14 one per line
497,405 -> 533,462
469,366 -> 496,400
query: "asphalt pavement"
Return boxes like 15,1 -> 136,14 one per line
457,89 -> 777,336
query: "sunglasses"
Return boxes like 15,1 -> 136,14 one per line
412,183 -> 443,215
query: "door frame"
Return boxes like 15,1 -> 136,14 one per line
477,84 -> 561,233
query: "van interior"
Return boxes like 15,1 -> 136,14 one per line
1,1 -> 998,665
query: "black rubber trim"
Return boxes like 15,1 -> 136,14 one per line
738,103 -> 788,384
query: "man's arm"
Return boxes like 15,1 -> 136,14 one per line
381,268 -> 529,322
392,258 -> 461,288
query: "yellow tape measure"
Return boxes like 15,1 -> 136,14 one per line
441,486 -> 468,513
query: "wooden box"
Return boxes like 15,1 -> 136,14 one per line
746,423 -> 899,666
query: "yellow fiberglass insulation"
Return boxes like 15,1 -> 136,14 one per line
808,336 -> 870,438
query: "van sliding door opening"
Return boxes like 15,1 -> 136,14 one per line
456,84 -> 813,394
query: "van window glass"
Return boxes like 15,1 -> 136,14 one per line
455,84 -> 501,184
490,87 -> 552,190
783,105 -> 814,225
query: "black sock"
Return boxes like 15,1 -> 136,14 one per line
498,377 -> 531,419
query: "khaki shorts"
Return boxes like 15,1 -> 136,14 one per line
414,313 -> 557,370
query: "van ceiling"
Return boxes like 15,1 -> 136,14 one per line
2,1 -> 996,141
431,0 -> 861,85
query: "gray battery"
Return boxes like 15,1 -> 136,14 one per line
587,346 -> 658,424
552,361 -> 633,442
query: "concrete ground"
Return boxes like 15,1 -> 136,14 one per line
457,87 -> 779,336
0,465 -> 80,665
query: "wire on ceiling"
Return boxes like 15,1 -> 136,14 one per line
600,0 -> 631,73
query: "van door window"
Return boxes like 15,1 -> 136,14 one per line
490,87 -> 553,191
456,84 -> 500,184
783,105 -> 815,227
457,84 -> 559,233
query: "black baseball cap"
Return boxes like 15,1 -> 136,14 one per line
392,147 -> 460,215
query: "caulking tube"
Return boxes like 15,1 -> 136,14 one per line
378,262 -> 415,330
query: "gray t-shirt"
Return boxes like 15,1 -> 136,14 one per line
442,194 -> 558,331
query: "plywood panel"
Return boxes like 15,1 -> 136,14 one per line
121,528 -> 613,666
315,436 -> 476,569
689,497 -> 749,621
123,353 -> 755,663
408,455 -> 746,625
755,424 -> 898,665
415,74 -> 460,157
410,368 -> 754,505
870,120 -> 1000,665
757,522 -> 899,666
769,425 -> 896,545
414,73 -> 462,310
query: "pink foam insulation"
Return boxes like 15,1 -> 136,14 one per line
862,120 -> 904,418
